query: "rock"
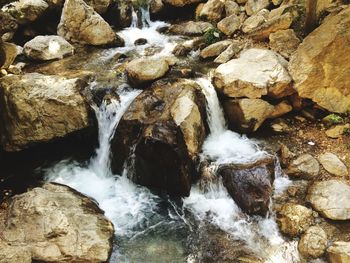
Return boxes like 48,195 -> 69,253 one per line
58,0 -> 123,46
248,12 -> 293,40
0,73 -> 92,152
168,21 -> 213,36
269,100 -> 293,119
214,41 -> 243,64
219,159 -> 274,215
0,183 -> 114,262
269,29 -> 300,58
23,35 -> 74,61
0,41 -> 19,69
242,9 -> 269,33
270,118 -> 292,133
2,0 -> 49,24
326,124 -> 350,139
223,98 -> 275,132
111,79 -> 207,196
279,143 -> 295,167
307,180 -> 350,220
287,154 -> 320,179
134,38 -> 148,45
0,10 -> 18,37
289,6 -> 350,113
200,40 -> 232,59
217,14 -> 242,36
319,153 -> 348,177
105,0 -> 132,29
199,0 -> 225,22
277,203 -> 314,237
126,57 -> 170,87
150,0 -> 164,14
163,0 -> 204,7
225,0 -> 240,16
84,0 -> 111,14
328,241 -> 350,263
213,48 -> 293,99
245,0 -> 270,16
298,226 -> 327,259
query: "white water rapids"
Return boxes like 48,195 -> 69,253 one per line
45,6 -> 299,263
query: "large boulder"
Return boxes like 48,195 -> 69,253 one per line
307,180 -> 350,220
219,159 -> 274,215
2,0 -> 49,24
111,79 -> 208,196
23,35 -> 74,61
277,203 -> 314,237
328,242 -> 350,263
0,183 -> 114,263
0,73 -> 93,151
58,0 -> 124,46
125,57 -> 170,87
289,6 -> 350,113
213,48 -> 294,99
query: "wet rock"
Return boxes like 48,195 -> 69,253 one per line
289,6 -> 350,113
163,0 -> 204,7
328,241 -> 350,263
2,0 -> 49,24
245,0 -> 270,16
269,29 -> 300,58
217,14 -> 242,36
307,180 -> 350,220
225,0 -> 240,16
219,158 -> 274,215
23,35 -> 74,61
277,203 -> 314,237
0,41 -> 19,69
214,41 -> 243,64
84,0 -> 111,14
126,57 -> 170,87
199,0 -> 225,22
0,73 -> 92,152
318,152 -> 348,177
298,226 -> 327,259
213,48 -> 293,99
326,124 -> 350,139
58,0 -> 124,46
248,12 -> 293,40
134,38 -> 148,45
111,79 -> 207,196
242,9 -> 269,33
0,183 -> 114,262
200,40 -> 232,59
223,98 -> 275,132
287,154 -> 320,179
168,21 -> 213,36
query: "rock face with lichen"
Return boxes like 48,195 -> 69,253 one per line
0,183 -> 114,263
289,6 -> 350,113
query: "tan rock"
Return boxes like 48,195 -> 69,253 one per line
213,48 -> 292,99
277,203 -> 314,237
287,154 -> 320,179
223,98 -> 275,132
319,152 -> 348,177
0,41 -> 19,69
307,180 -> 350,220
199,0 -> 225,22
168,21 -> 213,36
289,6 -> 350,113
126,57 -> 170,86
84,0 -> 111,14
2,0 -> 49,24
269,100 -> 293,119
328,241 -> 350,263
269,29 -> 300,58
225,0 -> 240,16
0,183 -> 114,263
245,0 -> 270,16
326,124 -> 350,139
200,40 -> 232,58
298,226 -> 327,258
242,9 -> 269,33
58,0 -> 123,46
214,41 -> 243,64
0,73 -> 91,151
217,14 -> 242,36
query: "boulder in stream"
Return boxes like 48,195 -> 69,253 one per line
0,183 -> 114,263
111,79 -> 208,196
0,73 -> 94,151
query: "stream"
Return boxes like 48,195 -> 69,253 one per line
44,6 -> 300,263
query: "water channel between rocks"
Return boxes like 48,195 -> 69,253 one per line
44,7 -> 301,263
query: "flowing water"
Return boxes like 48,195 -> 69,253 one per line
45,6 -> 299,263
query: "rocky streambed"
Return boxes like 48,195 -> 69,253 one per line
1,0 -> 350,262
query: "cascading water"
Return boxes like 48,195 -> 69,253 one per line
43,3 -> 299,262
